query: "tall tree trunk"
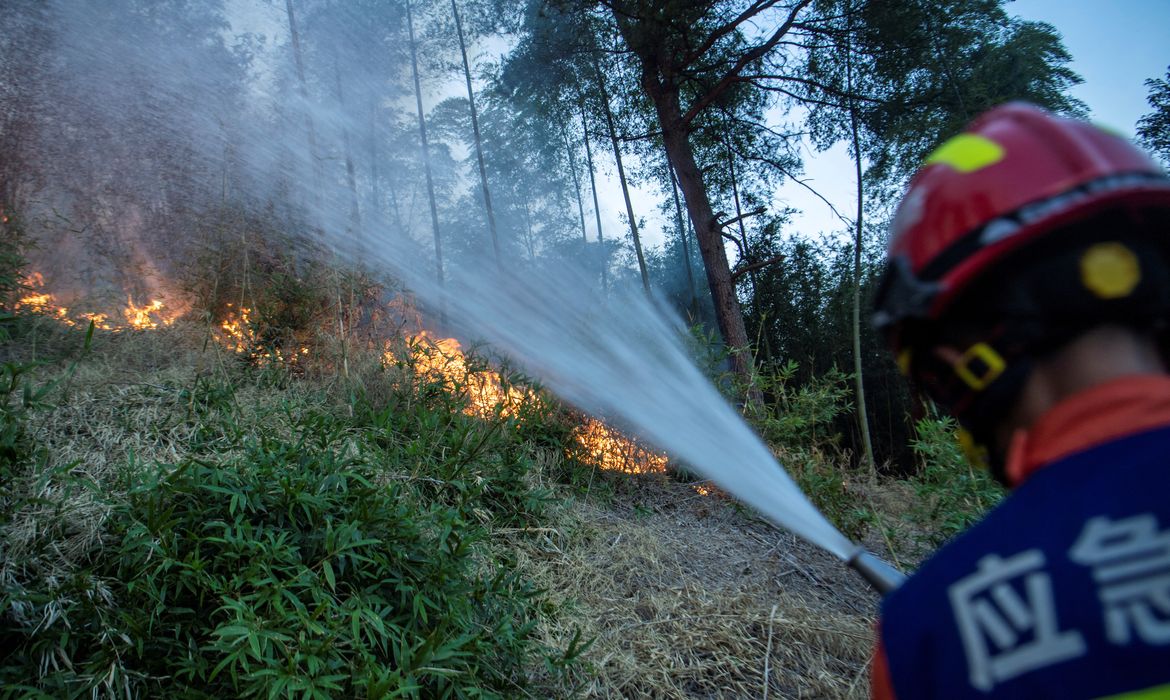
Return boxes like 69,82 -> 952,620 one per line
332,56 -> 362,243
284,0 -> 321,197
367,98 -> 383,231
452,0 -> 501,270
406,0 -> 445,294
580,98 -> 607,295
666,152 -> 697,316
650,82 -> 755,392
521,199 -> 536,261
846,22 -> 876,471
558,114 -> 589,248
727,139 -> 771,364
594,61 -> 649,295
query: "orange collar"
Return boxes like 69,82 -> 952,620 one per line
1004,374 -> 1170,487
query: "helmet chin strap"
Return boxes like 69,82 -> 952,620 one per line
948,345 -> 1034,486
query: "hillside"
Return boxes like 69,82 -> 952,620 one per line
0,302 -> 925,699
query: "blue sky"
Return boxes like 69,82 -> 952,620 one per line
776,0 -> 1170,244
1011,0 -> 1168,137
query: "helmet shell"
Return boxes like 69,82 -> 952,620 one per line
877,102 -> 1170,332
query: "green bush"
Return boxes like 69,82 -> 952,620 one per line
0,212 -> 30,342
746,360 -> 872,539
1,361 -> 574,698
908,416 -> 1003,543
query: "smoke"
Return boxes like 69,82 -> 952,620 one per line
1,0 -> 854,559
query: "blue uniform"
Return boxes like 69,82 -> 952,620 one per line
873,376 -> 1170,699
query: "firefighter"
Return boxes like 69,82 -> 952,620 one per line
869,103 -> 1170,699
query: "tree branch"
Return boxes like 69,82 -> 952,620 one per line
721,230 -> 745,258
717,206 -> 767,230
732,254 -> 785,282
738,150 -> 853,228
740,74 -> 888,104
684,0 -> 784,65
681,0 -> 814,126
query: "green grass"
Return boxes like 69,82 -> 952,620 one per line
0,306 -> 589,698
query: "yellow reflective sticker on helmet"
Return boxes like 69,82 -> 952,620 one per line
1081,242 -> 1141,299
1091,121 -> 1128,140
924,134 -> 1005,173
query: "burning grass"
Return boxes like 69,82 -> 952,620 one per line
1,264 -> 890,698
15,271 -> 181,331
387,330 -> 669,475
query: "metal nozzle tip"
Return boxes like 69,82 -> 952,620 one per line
846,549 -> 907,595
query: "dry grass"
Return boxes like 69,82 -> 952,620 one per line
506,473 -> 878,699
1,320 -> 320,582
5,320 -> 883,698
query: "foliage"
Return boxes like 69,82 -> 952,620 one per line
752,360 -> 873,539
0,318 -> 583,698
908,415 -> 1003,544
0,212 -> 30,342
845,0 -> 1086,198
752,360 -> 852,453
1137,65 -> 1170,166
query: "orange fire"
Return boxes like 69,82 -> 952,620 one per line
569,419 -> 668,474
13,272 -> 179,332
213,304 -> 309,365
124,297 -> 177,330
389,331 -> 668,474
387,331 -> 535,419
218,304 -> 257,353
16,273 -> 69,318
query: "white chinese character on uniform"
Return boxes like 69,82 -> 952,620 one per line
1069,514 -> 1170,646
949,550 -> 1086,691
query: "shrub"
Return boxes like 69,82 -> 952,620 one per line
908,415 -> 1003,543
1,358 -> 572,698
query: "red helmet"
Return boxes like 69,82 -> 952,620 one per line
873,103 -> 1170,469
875,103 -> 1170,339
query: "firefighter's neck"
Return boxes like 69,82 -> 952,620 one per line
992,325 -> 1168,456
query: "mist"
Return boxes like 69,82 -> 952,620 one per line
1,0 -> 853,559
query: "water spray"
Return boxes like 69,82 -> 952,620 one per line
23,0 -> 911,602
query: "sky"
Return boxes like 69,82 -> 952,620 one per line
222,0 -> 1169,258
776,0 -> 1170,246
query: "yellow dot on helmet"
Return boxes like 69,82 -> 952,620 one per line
1080,242 -> 1141,299
924,134 -> 1005,173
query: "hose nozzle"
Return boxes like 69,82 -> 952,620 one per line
846,549 -> 906,595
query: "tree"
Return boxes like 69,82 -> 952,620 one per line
451,0 -> 502,269
593,59 -> 651,294
406,0 -> 446,292
796,0 -> 1084,468
1138,66 -> 1170,167
604,0 -> 815,393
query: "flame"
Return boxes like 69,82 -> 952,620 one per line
388,331 -> 534,419
389,331 -> 668,474
218,304 -> 257,353
13,272 -> 179,332
569,419 -> 668,474
16,273 -> 70,317
124,297 -> 176,330
212,304 -> 306,366
81,312 -> 115,330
